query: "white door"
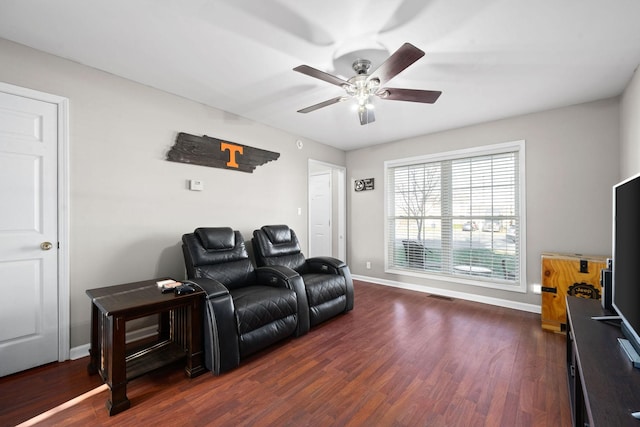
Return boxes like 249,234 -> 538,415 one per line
309,172 -> 332,257
0,90 -> 59,377
335,169 -> 346,261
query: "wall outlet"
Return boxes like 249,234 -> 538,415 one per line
366,261 -> 371,269
531,283 -> 542,294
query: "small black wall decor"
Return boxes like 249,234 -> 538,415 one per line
167,132 -> 280,173
354,178 -> 375,192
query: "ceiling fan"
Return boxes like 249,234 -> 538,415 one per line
293,43 -> 442,125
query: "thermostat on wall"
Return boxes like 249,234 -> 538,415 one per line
189,179 -> 204,191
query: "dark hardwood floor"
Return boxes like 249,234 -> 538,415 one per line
0,281 -> 571,426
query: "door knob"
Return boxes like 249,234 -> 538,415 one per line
41,242 -> 53,251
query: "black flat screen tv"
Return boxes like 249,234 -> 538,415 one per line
612,172 -> 640,364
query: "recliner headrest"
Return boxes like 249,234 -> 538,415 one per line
195,227 -> 235,250
254,225 -> 302,258
263,225 -> 293,244
183,228 -> 250,267
182,228 -> 254,284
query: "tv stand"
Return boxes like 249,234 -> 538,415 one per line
566,297 -> 640,426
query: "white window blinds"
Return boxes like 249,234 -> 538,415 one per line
385,141 -> 524,290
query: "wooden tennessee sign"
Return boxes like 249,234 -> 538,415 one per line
167,132 -> 280,173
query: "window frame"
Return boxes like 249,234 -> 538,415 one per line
384,140 -> 527,293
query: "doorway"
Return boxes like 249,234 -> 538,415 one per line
308,160 -> 346,261
0,82 -> 69,376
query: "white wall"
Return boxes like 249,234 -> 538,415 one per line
0,39 -> 345,347
346,98 -> 620,307
621,67 -> 640,179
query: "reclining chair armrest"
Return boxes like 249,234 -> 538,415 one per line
340,264 -> 355,312
186,278 -> 239,375
305,257 -> 355,313
187,278 -> 229,298
255,265 -> 299,283
255,266 -> 310,336
306,256 -> 346,274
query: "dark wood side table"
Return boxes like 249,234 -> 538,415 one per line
86,278 -> 205,416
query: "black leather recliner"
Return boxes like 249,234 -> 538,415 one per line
252,225 -> 354,327
182,227 -> 309,374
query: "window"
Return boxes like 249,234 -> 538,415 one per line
385,141 -> 525,292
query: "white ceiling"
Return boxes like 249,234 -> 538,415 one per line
1,0 -> 639,151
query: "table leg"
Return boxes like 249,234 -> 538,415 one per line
87,300 -> 100,375
105,315 -> 130,416
185,297 -> 205,377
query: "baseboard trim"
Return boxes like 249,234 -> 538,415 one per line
352,274 -> 541,314
69,325 -> 159,361
70,344 -> 90,361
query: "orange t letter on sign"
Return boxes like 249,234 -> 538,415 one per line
220,142 -> 243,168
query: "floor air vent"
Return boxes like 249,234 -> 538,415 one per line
428,294 -> 454,301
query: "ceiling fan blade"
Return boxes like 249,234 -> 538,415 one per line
293,65 -> 351,88
380,88 -> 442,103
368,43 -> 425,86
358,108 -> 375,125
297,96 -> 345,113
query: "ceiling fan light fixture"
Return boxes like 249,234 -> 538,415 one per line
350,76 -> 369,105
344,84 -> 356,96
294,42 -> 440,126
353,97 -> 374,112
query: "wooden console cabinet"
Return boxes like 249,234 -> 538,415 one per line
542,252 -> 608,332
566,297 -> 640,426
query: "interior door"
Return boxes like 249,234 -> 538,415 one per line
0,90 -> 59,377
309,172 -> 332,257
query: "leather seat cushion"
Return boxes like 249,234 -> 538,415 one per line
230,285 -> 298,335
309,296 -> 347,327
239,315 -> 297,358
302,273 -> 347,307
